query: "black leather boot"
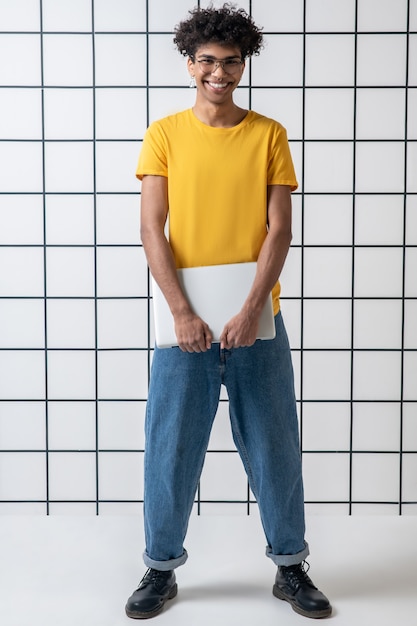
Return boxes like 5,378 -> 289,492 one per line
125,568 -> 177,619
273,562 -> 332,619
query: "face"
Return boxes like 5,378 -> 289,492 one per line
187,43 -> 245,104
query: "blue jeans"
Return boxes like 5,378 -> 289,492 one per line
143,312 -> 309,570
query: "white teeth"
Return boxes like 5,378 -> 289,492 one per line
208,82 -> 227,89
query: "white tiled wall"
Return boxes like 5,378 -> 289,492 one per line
0,0 -> 416,516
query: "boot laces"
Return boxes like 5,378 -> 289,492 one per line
138,568 -> 170,590
282,561 -> 316,591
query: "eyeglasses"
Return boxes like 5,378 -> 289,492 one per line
194,57 -> 243,75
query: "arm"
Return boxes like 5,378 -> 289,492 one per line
140,175 -> 213,352
220,184 -> 293,349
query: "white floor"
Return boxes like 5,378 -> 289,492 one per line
0,513 -> 416,626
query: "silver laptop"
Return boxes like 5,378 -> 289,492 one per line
151,262 -> 276,348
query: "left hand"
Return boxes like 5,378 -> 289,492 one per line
219,311 -> 260,350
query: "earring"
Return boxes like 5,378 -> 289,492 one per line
189,75 -> 196,88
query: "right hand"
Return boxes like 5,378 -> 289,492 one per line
174,312 -> 213,353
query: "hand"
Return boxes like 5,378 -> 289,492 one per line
220,311 -> 260,350
174,312 -> 213,353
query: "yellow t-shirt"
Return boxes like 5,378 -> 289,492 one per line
136,109 -> 298,314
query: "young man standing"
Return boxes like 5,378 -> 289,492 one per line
126,4 -> 332,620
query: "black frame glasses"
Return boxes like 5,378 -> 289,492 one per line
193,56 -> 244,75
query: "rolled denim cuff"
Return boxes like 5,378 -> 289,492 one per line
266,541 -> 310,567
143,548 -> 188,571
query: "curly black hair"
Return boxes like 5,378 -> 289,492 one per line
173,3 -> 264,60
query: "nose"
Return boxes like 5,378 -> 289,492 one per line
211,61 -> 227,77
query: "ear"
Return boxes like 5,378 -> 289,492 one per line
187,56 -> 195,75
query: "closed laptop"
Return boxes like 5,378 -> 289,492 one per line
151,262 -> 276,348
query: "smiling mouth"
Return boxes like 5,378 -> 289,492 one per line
206,81 -> 229,90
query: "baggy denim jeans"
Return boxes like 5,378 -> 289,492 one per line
143,312 -> 309,571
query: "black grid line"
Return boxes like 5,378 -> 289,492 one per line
399,0 -> 411,516
299,0 -> 307,499
39,0 -> 49,516
91,0 -> 99,516
0,0 -> 416,516
348,0 -> 359,517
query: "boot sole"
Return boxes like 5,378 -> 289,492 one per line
273,584 -> 332,619
125,584 -> 178,619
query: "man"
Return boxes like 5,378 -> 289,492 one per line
126,3 -> 332,620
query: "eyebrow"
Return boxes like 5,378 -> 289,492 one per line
197,54 -> 241,60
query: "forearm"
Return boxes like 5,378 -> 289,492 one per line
140,175 -> 192,318
140,175 -> 212,352
219,184 -> 292,349
142,227 -> 213,351
141,227 -> 192,317
242,228 -> 292,318
242,184 -> 293,318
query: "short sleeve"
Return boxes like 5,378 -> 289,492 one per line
267,124 -> 298,191
136,122 -> 168,181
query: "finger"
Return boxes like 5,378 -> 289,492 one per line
191,334 -> 209,353
204,329 -> 213,350
183,339 -> 205,353
178,338 -> 197,352
220,329 -> 231,350
195,334 -> 208,352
